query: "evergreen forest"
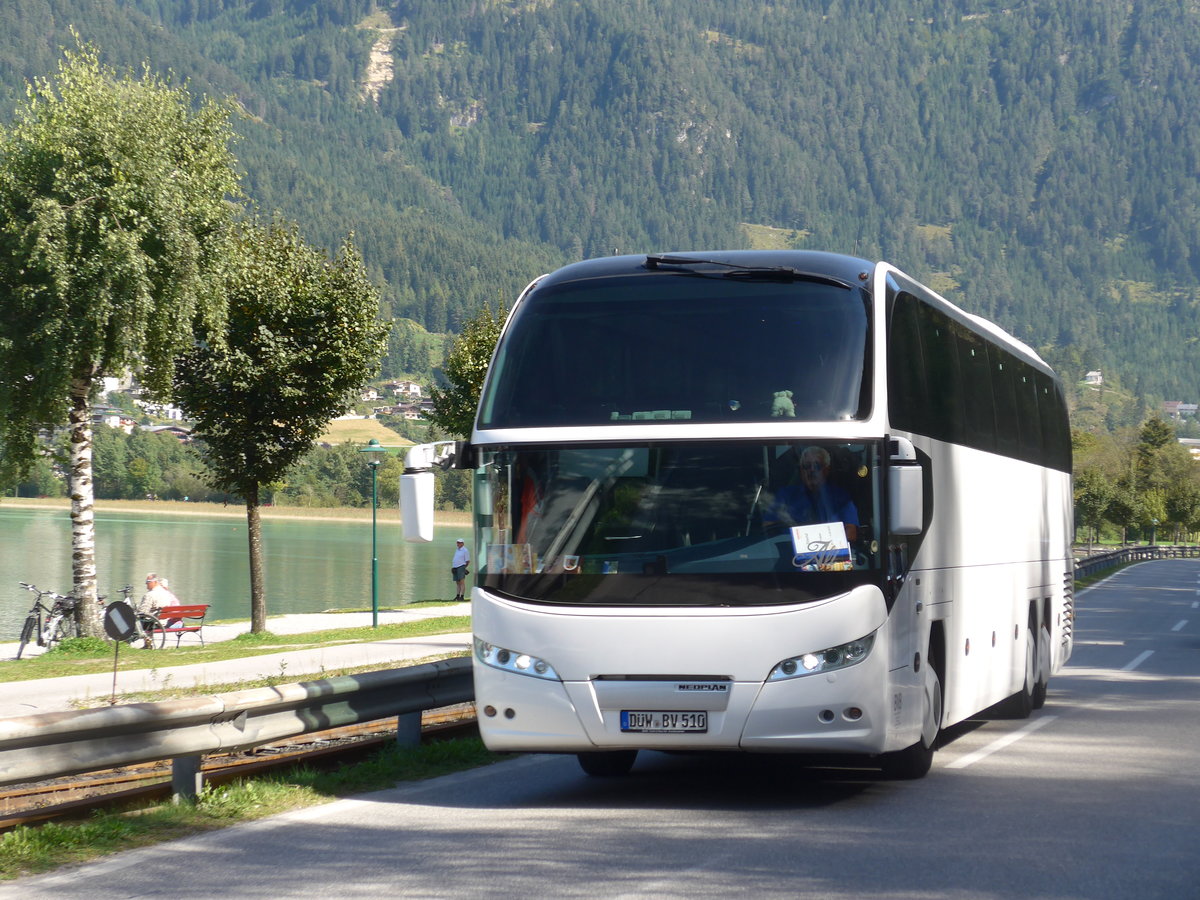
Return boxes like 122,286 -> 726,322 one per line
2,0 -> 1199,414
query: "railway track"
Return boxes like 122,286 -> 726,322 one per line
0,705 -> 478,832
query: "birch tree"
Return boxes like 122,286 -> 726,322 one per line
0,46 -> 239,634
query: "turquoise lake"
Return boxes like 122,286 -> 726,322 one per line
0,506 -> 465,639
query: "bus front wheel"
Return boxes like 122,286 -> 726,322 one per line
577,750 -> 638,777
881,667 -> 942,780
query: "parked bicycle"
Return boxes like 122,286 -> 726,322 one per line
114,584 -> 165,650
15,583 -> 79,659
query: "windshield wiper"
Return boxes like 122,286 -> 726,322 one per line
644,255 -> 853,288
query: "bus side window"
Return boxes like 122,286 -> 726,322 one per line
887,292 -> 929,434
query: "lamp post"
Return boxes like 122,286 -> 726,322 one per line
359,438 -> 387,628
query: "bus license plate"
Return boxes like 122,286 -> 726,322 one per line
621,711 -> 708,733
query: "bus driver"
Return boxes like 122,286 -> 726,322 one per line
763,445 -> 859,539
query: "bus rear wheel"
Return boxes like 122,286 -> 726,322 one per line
997,624 -> 1038,719
1031,624 -> 1051,710
577,750 -> 638,777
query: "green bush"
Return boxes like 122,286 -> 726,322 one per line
229,631 -> 278,645
44,636 -> 111,657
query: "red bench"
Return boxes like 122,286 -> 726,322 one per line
151,604 -> 210,647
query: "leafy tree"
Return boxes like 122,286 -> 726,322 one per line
174,220 -> 388,631
1073,466 -> 1113,552
1106,478 -> 1141,546
12,455 -> 65,498
1139,488 -> 1168,545
1166,481 -> 1200,544
426,303 -> 507,437
0,45 -> 239,634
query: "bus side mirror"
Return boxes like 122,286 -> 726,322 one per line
400,441 -> 460,543
401,471 -> 436,542
888,437 -> 923,536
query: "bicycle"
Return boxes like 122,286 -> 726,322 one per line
114,585 -> 165,650
15,583 -> 79,659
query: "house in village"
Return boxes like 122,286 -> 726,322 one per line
91,408 -> 138,434
144,424 -> 193,443
388,380 -> 423,399
1162,400 -> 1198,421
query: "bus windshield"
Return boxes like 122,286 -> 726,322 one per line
479,271 -> 871,428
473,441 -> 883,607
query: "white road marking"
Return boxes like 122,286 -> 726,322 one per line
1122,650 -> 1154,671
945,716 -> 1057,769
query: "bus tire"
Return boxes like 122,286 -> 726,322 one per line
997,625 -> 1036,719
1031,624 -> 1051,710
881,667 -> 941,780
577,750 -> 638,777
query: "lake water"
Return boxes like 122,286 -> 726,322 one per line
0,506 -> 465,640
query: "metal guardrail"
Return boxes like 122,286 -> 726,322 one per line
1074,544 -> 1200,580
0,657 -> 474,796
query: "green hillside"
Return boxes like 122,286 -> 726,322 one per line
2,0 -> 1198,418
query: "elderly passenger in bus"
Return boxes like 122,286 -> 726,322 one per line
763,445 -> 859,539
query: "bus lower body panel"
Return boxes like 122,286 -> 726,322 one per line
475,652 -> 894,755
471,586 -> 921,756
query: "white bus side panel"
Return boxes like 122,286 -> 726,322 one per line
902,437 -> 1073,726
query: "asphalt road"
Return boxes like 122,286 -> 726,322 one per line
5,560 -> 1198,899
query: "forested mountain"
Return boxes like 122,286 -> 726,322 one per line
2,0 -> 1198,417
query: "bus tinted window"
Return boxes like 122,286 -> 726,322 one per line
887,289 -> 1070,472
886,291 -> 929,434
956,325 -> 996,453
1014,366 -> 1043,459
1037,375 -> 1072,471
992,358 -> 1021,456
915,299 -> 964,439
480,274 -> 872,428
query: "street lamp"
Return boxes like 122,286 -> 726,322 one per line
359,438 -> 388,628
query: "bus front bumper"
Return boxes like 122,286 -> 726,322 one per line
474,648 -> 894,756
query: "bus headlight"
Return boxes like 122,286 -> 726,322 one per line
475,638 -> 561,681
767,633 -> 875,681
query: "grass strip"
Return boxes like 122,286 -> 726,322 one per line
0,616 -> 470,684
0,737 -> 507,880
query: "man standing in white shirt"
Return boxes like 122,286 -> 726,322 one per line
450,539 -> 470,602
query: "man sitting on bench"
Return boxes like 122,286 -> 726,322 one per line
140,572 -> 182,634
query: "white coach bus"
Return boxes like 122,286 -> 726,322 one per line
402,251 -> 1074,778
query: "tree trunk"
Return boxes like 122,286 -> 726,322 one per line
68,377 -> 102,637
245,483 -> 267,633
